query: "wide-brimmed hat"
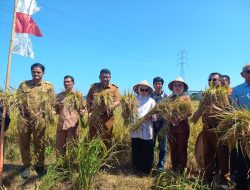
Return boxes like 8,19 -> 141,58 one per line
133,80 -> 153,95
168,76 -> 189,92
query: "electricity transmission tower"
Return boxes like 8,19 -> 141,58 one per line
177,49 -> 188,80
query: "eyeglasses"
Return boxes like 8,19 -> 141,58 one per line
173,83 -> 183,88
243,70 -> 250,74
140,88 -> 149,92
208,78 -> 218,82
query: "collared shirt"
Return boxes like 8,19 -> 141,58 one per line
86,82 -> 121,113
150,91 -> 168,104
56,90 -> 84,131
231,82 -> 250,109
18,80 -> 54,115
130,95 -> 156,140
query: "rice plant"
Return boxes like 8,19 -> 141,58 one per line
38,138 -> 111,190
152,169 -> 210,190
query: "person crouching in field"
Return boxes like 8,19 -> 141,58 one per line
55,75 -> 85,156
130,80 -> 156,174
167,77 -> 192,174
192,72 -> 231,189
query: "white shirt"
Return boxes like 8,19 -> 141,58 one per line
130,95 -> 156,140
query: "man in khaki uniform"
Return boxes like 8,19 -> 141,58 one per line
86,68 -> 121,148
55,75 -> 85,156
192,72 -> 231,189
18,63 -> 54,179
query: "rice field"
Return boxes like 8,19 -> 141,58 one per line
0,99 -> 211,190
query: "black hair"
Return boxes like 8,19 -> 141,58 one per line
153,77 -> 164,85
221,75 -> 230,81
30,63 -> 45,72
64,75 -> 74,82
100,68 -> 111,75
31,63 -> 45,72
209,72 -> 222,78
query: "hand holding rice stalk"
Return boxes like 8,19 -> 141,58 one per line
90,91 -> 114,126
59,91 -> 86,128
131,97 -> 192,134
202,86 -> 231,110
215,109 -> 250,157
120,91 -> 138,127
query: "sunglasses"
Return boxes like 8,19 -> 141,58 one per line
208,78 -> 218,82
243,70 -> 250,74
173,83 -> 183,87
140,88 -> 149,92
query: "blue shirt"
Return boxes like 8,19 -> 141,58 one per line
150,91 -> 167,104
231,82 -> 250,109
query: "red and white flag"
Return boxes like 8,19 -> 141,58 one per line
12,0 -> 43,59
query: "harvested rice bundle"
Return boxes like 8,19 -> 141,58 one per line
32,91 -> 56,128
55,91 -> 86,128
202,86 -> 231,110
90,91 -> 114,126
120,91 -> 138,127
216,109 -> 250,157
132,97 -> 192,132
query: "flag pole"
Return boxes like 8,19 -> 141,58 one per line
0,0 -> 17,186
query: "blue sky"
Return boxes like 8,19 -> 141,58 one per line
0,0 -> 250,95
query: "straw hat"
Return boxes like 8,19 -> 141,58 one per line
133,80 -> 153,95
168,76 -> 189,92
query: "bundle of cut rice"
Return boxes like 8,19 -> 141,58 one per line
131,97 -> 192,133
90,91 -> 114,126
202,87 -> 231,110
216,109 -> 250,157
120,91 -> 138,127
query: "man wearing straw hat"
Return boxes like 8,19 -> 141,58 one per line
150,77 -> 168,171
131,80 -> 155,174
231,64 -> 250,190
86,68 -> 121,148
17,63 -> 54,179
192,72 -> 231,188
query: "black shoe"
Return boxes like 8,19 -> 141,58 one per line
34,166 -> 46,178
20,166 -> 30,179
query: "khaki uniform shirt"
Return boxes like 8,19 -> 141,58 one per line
18,80 -> 54,117
86,83 -> 121,113
55,91 -> 84,131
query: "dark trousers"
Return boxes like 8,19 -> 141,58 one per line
231,148 -> 250,190
131,138 -> 154,174
168,130 -> 189,172
203,129 -> 230,184
153,119 -> 167,170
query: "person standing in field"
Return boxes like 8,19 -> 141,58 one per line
86,68 -> 121,148
17,63 -> 54,179
222,74 -> 232,95
55,75 -> 85,156
167,77 -> 192,174
150,77 -> 168,171
131,80 -> 156,174
192,72 -> 231,189
230,64 -> 250,190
